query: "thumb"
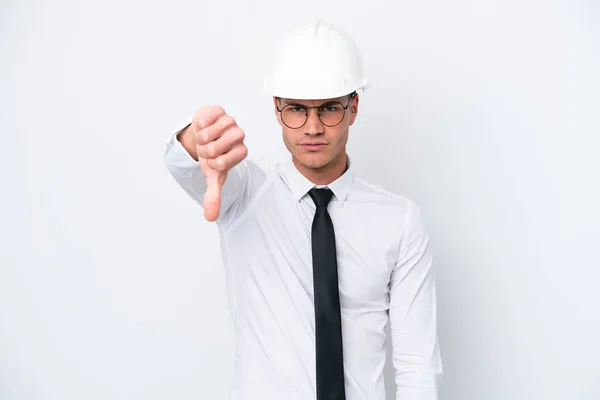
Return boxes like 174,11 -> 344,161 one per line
203,172 -> 222,222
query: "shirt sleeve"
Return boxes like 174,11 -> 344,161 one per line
389,200 -> 443,399
163,120 -> 266,229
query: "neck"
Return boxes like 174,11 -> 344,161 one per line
292,153 -> 348,186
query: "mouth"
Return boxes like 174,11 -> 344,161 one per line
299,142 -> 327,151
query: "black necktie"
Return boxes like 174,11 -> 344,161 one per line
308,187 -> 346,400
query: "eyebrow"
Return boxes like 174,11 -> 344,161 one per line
283,101 -> 305,106
281,99 -> 343,106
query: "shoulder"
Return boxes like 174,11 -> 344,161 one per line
351,176 -> 418,213
348,176 -> 430,265
239,154 -> 278,180
350,176 -> 428,235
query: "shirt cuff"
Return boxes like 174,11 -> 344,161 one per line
164,118 -> 196,168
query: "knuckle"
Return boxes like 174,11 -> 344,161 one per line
195,105 -> 226,128
214,157 -> 227,171
198,106 -> 212,117
193,116 -> 203,131
195,130 -> 208,145
227,127 -> 244,144
206,158 -> 217,170
204,105 -> 222,115
222,115 -> 236,127
196,144 -> 207,158
237,129 -> 246,141
196,107 -> 206,117
239,145 -> 248,159
206,143 -> 219,158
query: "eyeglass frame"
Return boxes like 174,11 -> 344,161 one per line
275,91 -> 357,129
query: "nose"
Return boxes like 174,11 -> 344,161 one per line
303,108 -> 324,136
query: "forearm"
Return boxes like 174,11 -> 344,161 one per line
392,287 -> 441,399
390,201 -> 442,399
164,124 -> 210,206
391,277 -> 441,399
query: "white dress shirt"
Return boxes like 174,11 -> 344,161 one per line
164,125 -> 442,400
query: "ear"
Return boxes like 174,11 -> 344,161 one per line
349,94 -> 359,126
273,97 -> 283,127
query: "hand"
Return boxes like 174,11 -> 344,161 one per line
192,106 -> 248,222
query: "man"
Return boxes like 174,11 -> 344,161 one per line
164,18 -> 442,400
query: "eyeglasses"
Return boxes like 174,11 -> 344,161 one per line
276,92 -> 356,129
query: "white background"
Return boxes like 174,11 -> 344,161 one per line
2,0 -> 600,399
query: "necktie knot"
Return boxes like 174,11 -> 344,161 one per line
309,188 -> 334,208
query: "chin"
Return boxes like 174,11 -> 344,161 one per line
296,153 -> 331,170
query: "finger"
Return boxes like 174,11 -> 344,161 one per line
206,143 -> 248,172
203,178 -> 222,222
193,106 -> 226,131
196,124 -> 245,159
195,114 -> 237,146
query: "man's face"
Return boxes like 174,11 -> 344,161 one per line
273,93 -> 359,171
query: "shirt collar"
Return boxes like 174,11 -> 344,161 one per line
279,156 -> 354,206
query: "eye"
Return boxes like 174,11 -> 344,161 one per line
321,103 -> 342,112
285,105 -> 306,113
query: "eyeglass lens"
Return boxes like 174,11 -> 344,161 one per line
281,102 -> 346,128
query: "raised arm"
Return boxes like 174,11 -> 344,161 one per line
164,106 -> 265,228
389,201 -> 442,399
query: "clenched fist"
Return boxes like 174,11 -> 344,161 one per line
191,106 -> 248,222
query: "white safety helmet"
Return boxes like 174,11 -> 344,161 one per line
263,18 -> 370,100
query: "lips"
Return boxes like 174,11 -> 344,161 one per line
300,142 -> 327,151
